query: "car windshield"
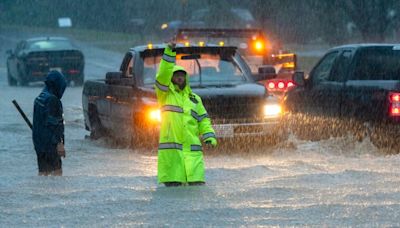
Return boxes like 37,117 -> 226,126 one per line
143,52 -> 247,87
28,40 -> 74,50
353,47 -> 400,80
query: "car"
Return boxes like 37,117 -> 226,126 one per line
283,44 -> 400,151
6,36 -> 85,86
82,44 -> 287,149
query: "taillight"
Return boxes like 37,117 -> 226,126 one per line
266,80 -> 296,92
68,69 -> 80,74
268,82 -> 275,89
389,92 -> 400,116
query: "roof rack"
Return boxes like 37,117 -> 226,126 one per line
176,28 -> 265,39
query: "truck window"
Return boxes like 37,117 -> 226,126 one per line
352,47 -> 400,80
311,51 -> 338,84
143,53 -> 246,86
121,53 -> 135,78
329,50 -> 352,82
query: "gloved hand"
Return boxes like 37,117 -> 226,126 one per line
57,143 -> 66,158
167,41 -> 176,50
205,137 -> 217,148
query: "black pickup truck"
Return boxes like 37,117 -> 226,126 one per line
82,44 -> 286,148
284,44 -> 400,151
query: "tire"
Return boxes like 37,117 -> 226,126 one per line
16,66 -> 28,86
89,106 -> 107,139
130,126 -> 157,150
369,124 -> 400,153
7,68 -> 17,86
72,75 -> 84,87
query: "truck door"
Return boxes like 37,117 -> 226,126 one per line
302,50 -> 341,116
109,52 -> 136,139
327,50 -> 353,116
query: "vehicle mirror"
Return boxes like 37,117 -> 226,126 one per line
253,65 -> 277,81
293,71 -> 305,86
6,49 -> 13,55
106,71 -> 122,84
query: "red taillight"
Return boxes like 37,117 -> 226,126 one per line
268,82 -> 275,89
390,93 -> 400,102
266,80 -> 296,92
68,69 -> 80,74
389,92 -> 400,116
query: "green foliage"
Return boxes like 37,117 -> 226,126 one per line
1,0 -> 400,44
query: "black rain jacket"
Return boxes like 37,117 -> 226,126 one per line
32,71 -> 66,155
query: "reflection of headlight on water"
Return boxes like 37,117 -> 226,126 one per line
263,104 -> 282,117
148,109 -> 161,122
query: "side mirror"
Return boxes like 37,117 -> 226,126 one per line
253,65 -> 277,81
292,71 -> 305,86
6,49 -> 13,56
106,71 -> 122,84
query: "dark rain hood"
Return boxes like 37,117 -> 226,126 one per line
44,71 -> 67,99
32,70 -> 66,155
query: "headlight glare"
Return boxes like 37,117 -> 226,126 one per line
148,109 -> 161,122
263,104 -> 282,117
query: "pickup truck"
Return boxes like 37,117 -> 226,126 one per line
82,44 -> 286,148
283,44 -> 400,151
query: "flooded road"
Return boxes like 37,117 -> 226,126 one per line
1,32 -> 400,227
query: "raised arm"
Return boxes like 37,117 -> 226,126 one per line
155,43 -> 176,103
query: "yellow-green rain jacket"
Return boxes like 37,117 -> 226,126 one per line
155,46 -> 216,183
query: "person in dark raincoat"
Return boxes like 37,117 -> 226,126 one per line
155,42 -> 217,187
32,71 -> 66,176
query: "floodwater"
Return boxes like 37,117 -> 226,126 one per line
1,32 -> 400,227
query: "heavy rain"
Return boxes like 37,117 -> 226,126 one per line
1,0 -> 400,227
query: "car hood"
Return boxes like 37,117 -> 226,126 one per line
191,83 -> 266,97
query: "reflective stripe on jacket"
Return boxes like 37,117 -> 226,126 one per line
155,46 -> 216,183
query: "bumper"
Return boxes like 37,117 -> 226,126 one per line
213,119 -> 282,138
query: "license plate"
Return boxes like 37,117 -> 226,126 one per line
50,67 -> 62,73
213,125 -> 234,138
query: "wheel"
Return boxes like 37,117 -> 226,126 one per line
89,107 -> 107,139
74,75 -> 84,86
7,67 -> 17,86
16,66 -> 28,86
369,124 -> 400,153
130,126 -> 157,150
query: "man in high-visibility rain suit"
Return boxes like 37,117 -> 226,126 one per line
155,42 -> 217,187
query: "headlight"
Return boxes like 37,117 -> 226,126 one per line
148,109 -> 161,122
263,104 -> 282,117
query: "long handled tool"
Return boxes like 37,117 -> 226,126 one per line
12,100 -> 33,130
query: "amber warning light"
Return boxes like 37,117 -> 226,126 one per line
254,40 -> 264,52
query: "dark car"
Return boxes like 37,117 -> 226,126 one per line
82,44 -> 286,149
6,37 -> 85,86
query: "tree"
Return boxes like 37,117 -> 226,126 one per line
342,0 -> 398,42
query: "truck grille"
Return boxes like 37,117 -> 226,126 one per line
201,96 -> 265,122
